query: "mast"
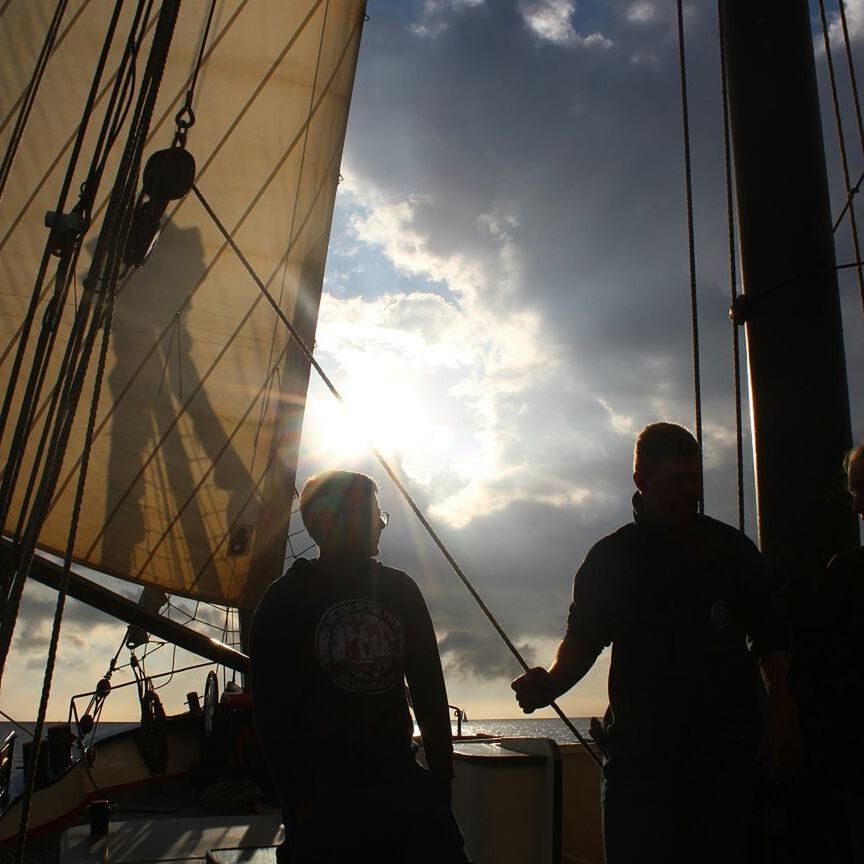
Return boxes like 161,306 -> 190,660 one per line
721,0 -> 858,574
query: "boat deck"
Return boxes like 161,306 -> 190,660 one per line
33,736 -> 602,864
61,816 -> 283,864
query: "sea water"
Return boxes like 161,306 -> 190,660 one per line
0,717 -> 594,776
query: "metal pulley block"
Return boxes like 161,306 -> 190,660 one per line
123,147 -> 196,269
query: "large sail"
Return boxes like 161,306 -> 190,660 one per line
0,1 -> 364,606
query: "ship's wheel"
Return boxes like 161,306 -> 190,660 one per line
203,671 -> 219,738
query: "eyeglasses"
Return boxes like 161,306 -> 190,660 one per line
380,511 -> 390,527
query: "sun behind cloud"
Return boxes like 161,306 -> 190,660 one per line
303,370 -> 457,482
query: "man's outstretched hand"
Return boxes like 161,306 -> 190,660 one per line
511,667 -> 555,713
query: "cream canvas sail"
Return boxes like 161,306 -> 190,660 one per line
0,0 -> 365,606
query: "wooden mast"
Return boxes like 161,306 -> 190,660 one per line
721,0 -> 858,574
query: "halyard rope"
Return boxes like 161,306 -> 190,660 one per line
675,0 -> 704,513
716,0 -> 746,533
817,0 -> 864,304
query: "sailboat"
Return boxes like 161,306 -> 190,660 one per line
0,1 -> 860,863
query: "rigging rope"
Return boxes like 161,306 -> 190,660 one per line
0,0 -> 70,203
833,168 -> 864,233
0,0 -> 128,485
0,1 -> 95,142
0,711 -> 32,738
817,0 -> 864,304
192,183 -> 603,770
7,0 -> 155,545
78,28 -> 354,568
675,0 -> 704,513
716,0 -> 746,533
7,3 -> 182,857
836,0 -> 864,314
172,0 -> 217,148
45,0 -> 337,533
0,0 -> 143,682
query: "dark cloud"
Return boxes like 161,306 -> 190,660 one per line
13,582 -> 123,656
309,0 -> 864,693
439,629 -> 536,680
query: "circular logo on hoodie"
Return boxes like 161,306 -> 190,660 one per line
315,599 -> 403,693
709,600 -> 729,631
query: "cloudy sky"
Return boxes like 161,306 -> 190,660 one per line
4,0 -> 864,726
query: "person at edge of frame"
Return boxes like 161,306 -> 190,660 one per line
511,422 -> 801,864
790,442 -> 864,864
248,470 -> 470,864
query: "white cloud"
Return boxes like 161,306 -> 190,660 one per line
595,397 -> 635,434
629,49 -> 659,67
305,173 -> 576,527
816,0 -> 864,53
518,0 -> 613,48
627,1 -> 657,24
412,0 -> 486,38
433,467 -> 592,529
702,421 -> 739,471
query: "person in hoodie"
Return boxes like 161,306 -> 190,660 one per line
249,470 -> 468,864
794,442 -> 864,863
511,422 -> 799,864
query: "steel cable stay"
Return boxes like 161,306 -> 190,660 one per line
192,182 -> 604,771
675,0 -> 704,513
716,0 -> 746,533
818,0 -> 864,303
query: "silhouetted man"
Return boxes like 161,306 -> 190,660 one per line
794,442 -> 864,862
250,471 -> 467,863
512,423 -> 799,864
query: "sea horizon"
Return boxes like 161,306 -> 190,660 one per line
0,716 -> 595,766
